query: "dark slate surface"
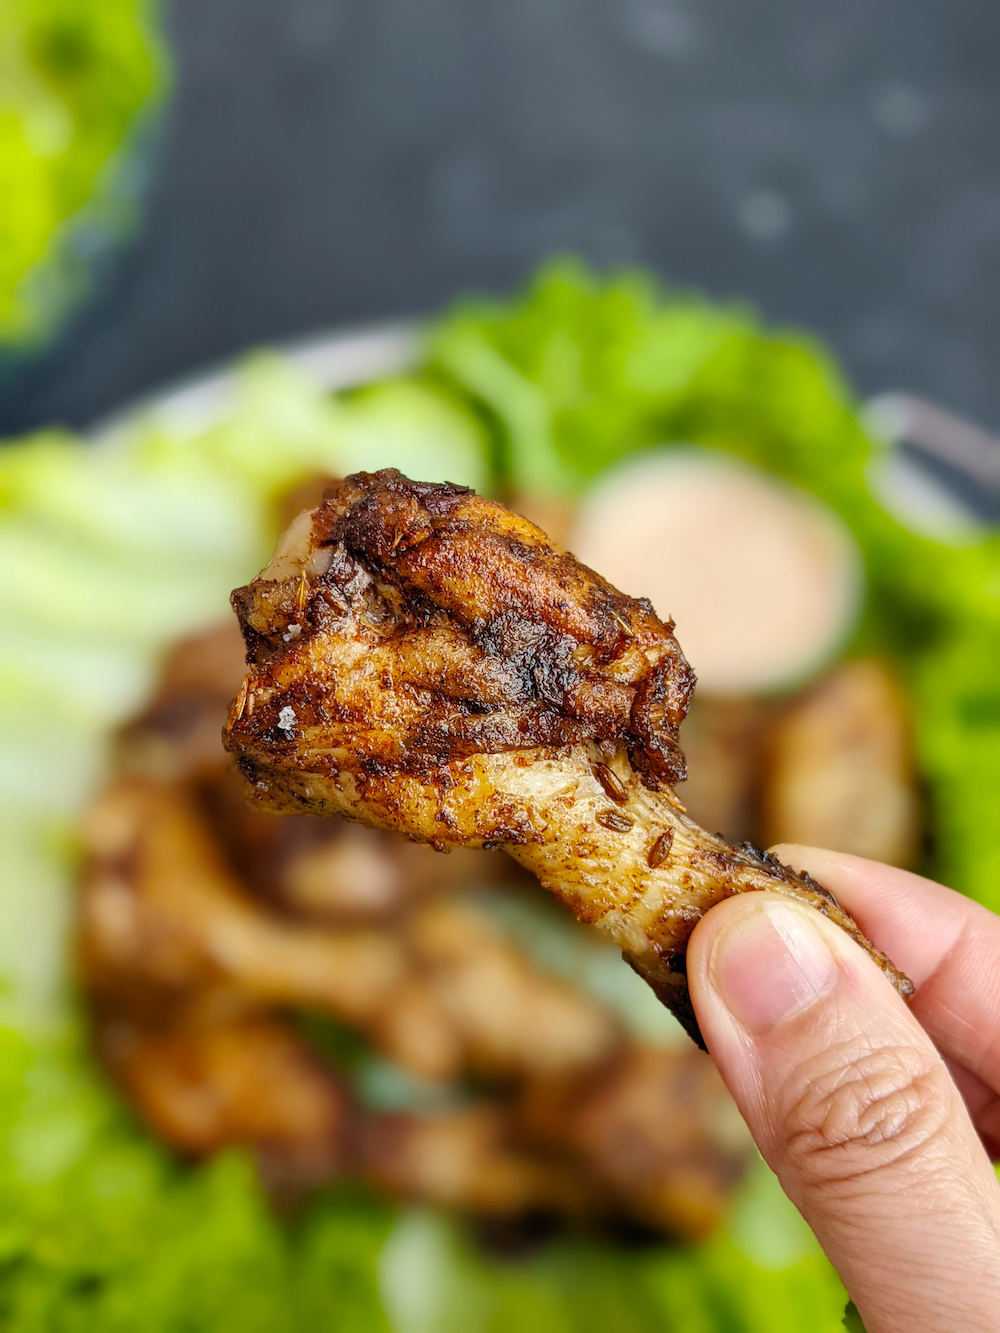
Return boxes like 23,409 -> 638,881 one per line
3,0 -> 1000,437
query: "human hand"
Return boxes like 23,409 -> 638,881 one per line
687,847 -> 1000,1333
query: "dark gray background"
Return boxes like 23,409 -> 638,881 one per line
4,0 -> 1000,436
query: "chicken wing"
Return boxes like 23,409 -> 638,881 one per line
223,470 -> 912,1043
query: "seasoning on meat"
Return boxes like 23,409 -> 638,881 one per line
223,470 -> 913,1045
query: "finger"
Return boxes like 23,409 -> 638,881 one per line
944,1058 -> 1000,1157
688,892 -> 1000,1333
771,845 -> 1000,1099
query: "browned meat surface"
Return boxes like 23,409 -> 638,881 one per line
761,657 -> 920,867
94,1001 -> 349,1184
223,470 -> 912,1043
515,1044 -> 746,1238
228,472 -> 694,789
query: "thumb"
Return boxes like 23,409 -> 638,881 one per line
688,892 -> 1000,1333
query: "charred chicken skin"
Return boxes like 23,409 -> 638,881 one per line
223,469 -> 912,1043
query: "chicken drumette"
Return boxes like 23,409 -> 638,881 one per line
223,469 -> 912,1044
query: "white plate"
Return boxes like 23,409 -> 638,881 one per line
88,320 -> 420,443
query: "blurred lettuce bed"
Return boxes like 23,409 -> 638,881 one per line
0,0 -> 167,348
0,1019 -> 846,1331
1,261 -> 998,1328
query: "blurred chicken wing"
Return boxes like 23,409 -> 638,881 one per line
94,1000 -> 348,1185
79,771 -> 747,1237
79,777 -> 617,1084
675,697 -> 767,843
79,777 -> 405,1024
516,1044 -> 745,1238
761,658 -> 920,866
95,1000 -> 600,1218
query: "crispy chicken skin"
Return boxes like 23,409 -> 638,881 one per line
223,470 -> 912,1043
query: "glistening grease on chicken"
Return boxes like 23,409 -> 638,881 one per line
223,470 -> 912,1044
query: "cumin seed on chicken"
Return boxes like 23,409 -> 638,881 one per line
222,469 -> 913,1045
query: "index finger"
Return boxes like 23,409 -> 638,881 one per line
770,846 -> 1000,1097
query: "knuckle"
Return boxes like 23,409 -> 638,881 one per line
778,1040 -> 952,1193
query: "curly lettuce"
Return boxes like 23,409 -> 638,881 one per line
0,1024 -> 391,1330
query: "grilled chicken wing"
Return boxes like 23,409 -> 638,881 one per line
223,470 -> 912,1043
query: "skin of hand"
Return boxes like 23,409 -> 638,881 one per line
687,846 -> 1000,1333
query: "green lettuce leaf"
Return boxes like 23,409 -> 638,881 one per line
0,1022 -> 391,1331
1,0 -> 168,345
